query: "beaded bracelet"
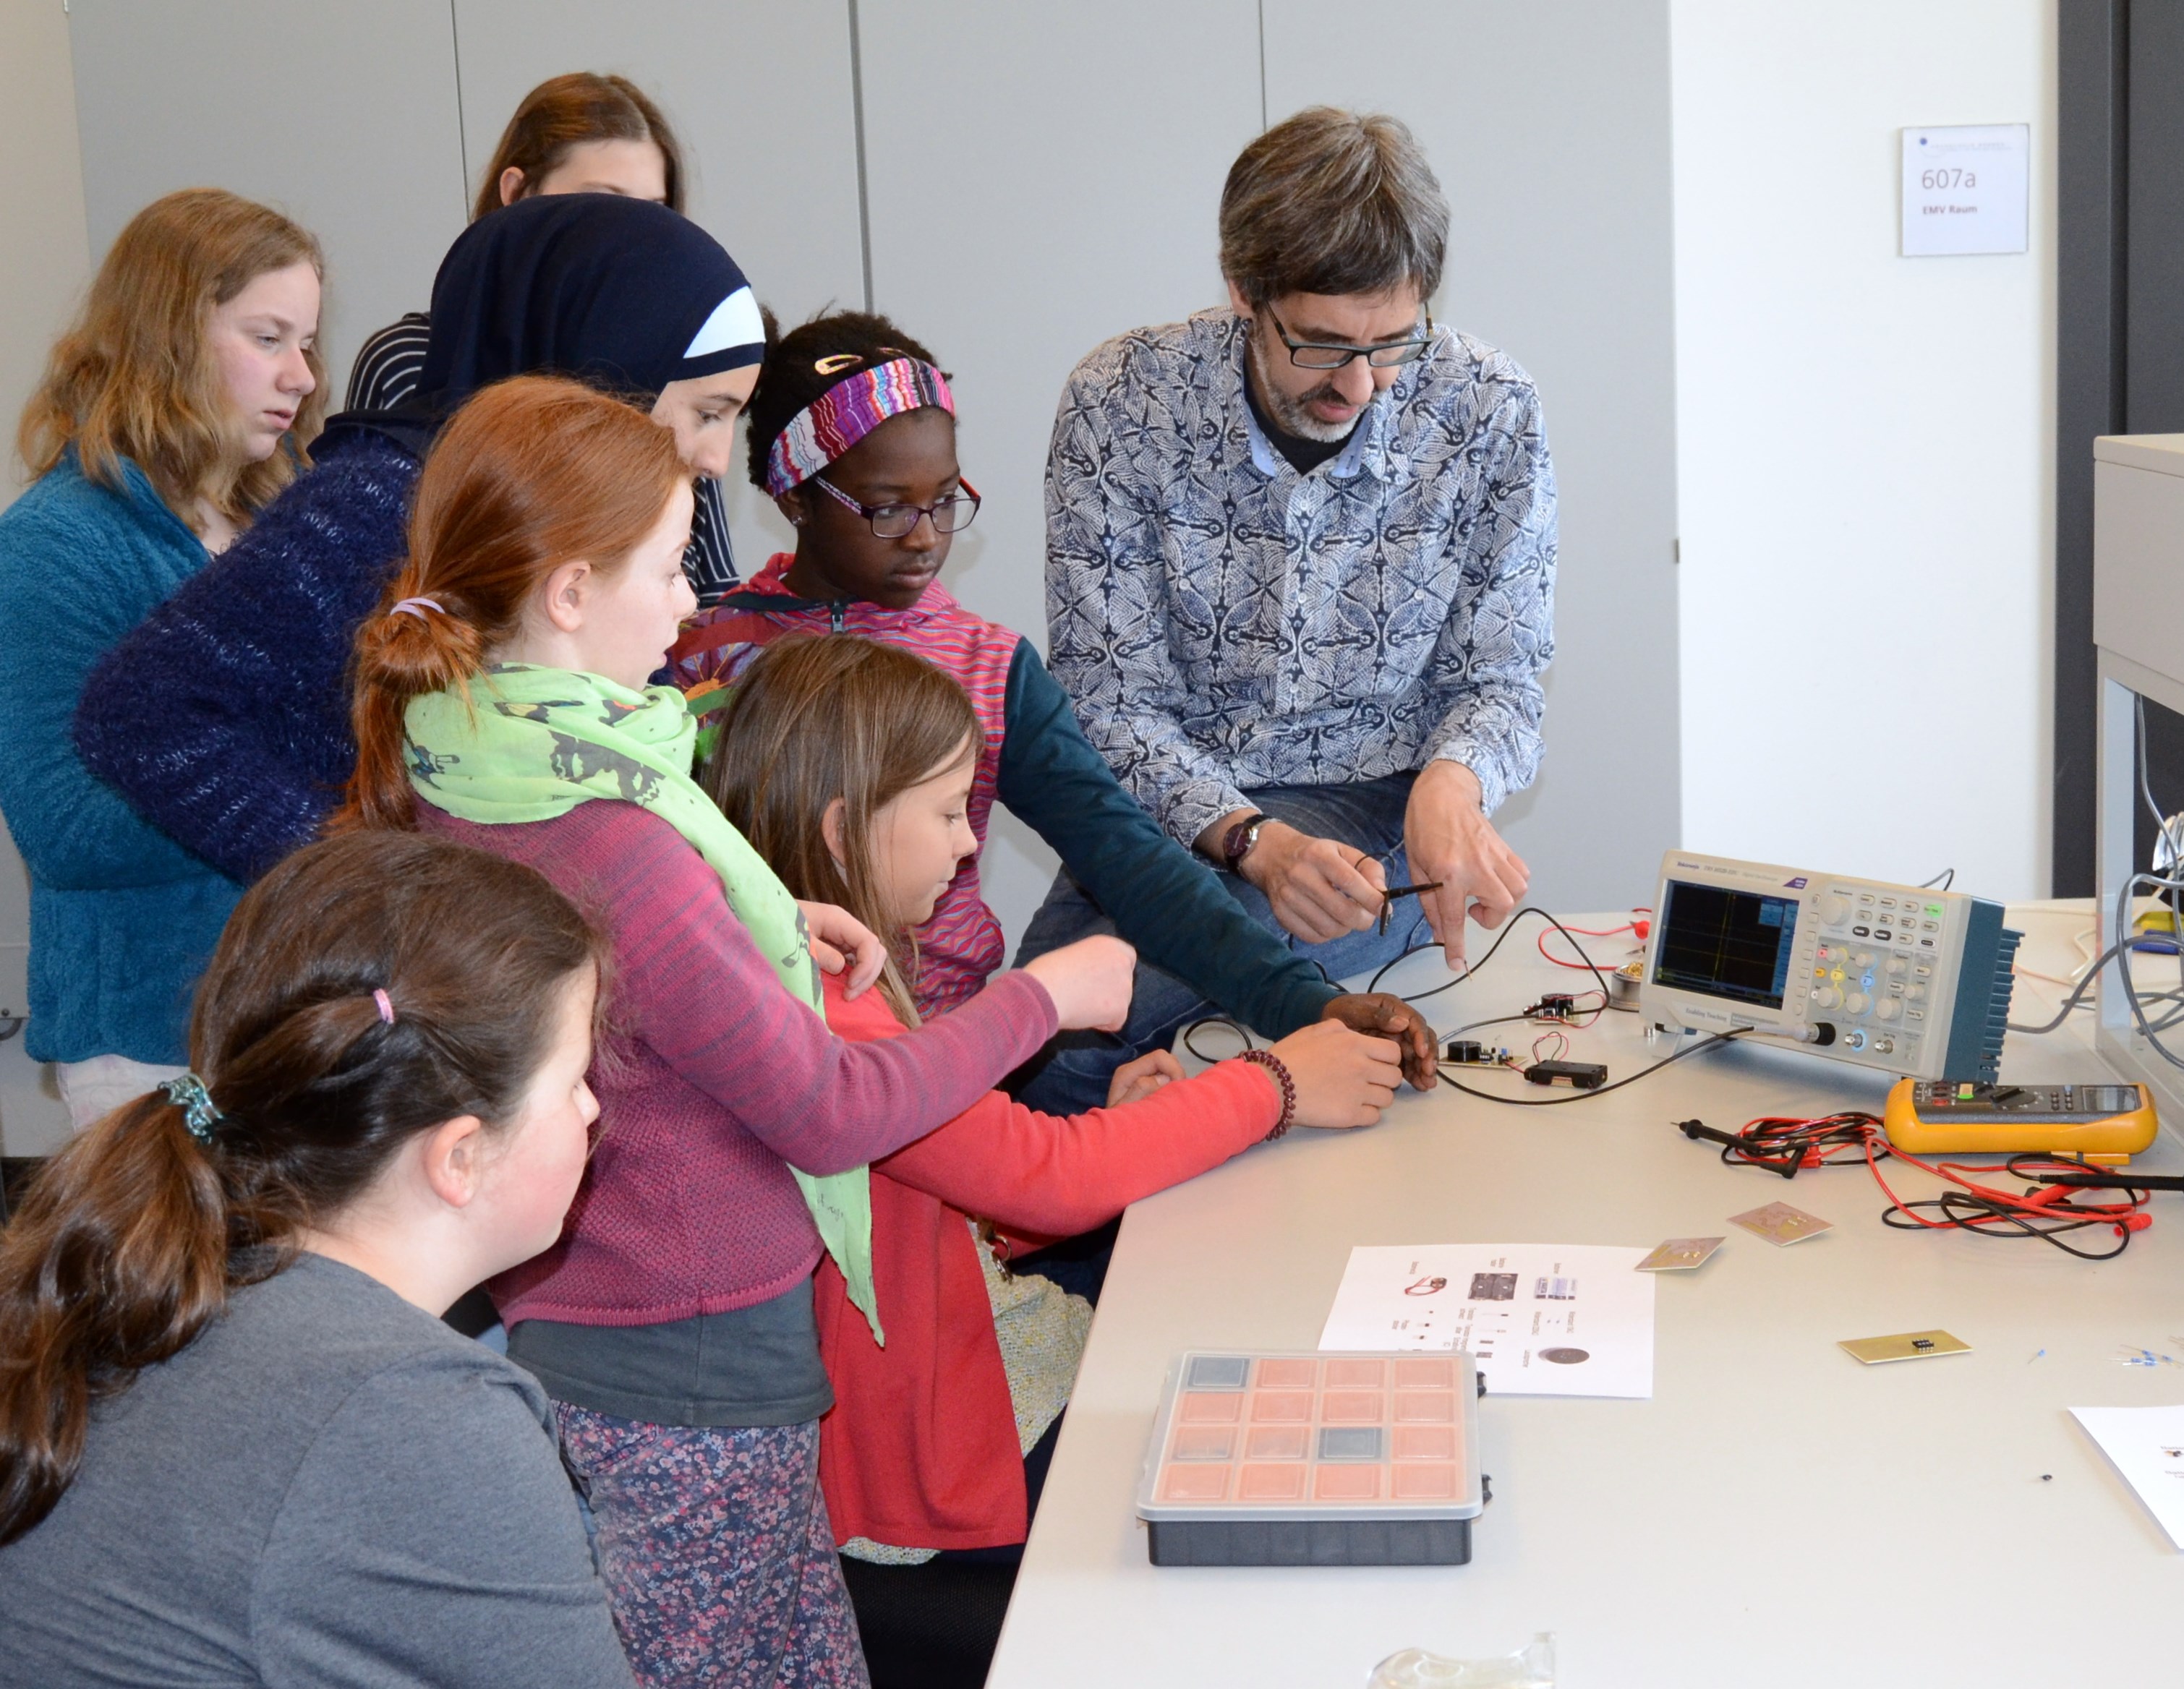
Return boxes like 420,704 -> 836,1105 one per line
1237,1048 -> 1297,1140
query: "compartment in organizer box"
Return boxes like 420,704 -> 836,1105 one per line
1137,1351 -> 1485,1567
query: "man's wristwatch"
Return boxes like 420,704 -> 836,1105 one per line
1220,811 -> 1268,872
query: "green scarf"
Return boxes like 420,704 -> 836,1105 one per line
406,664 -> 881,1341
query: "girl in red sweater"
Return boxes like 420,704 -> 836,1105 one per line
704,633 -> 1402,1688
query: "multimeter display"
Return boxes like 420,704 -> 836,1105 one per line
1652,881 -> 1799,1009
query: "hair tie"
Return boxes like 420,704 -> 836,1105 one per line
389,597 -> 444,622
373,988 -> 396,1025
159,1073 -> 223,1145
765,356 -> 955,496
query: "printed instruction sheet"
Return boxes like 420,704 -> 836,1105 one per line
1318,1243 -> 1655,1398
2070,1405 -> 2184,1550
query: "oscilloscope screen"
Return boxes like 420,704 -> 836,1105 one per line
1652,881 -> 1799,1009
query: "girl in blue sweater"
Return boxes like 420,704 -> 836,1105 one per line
0,189 -> 325,1125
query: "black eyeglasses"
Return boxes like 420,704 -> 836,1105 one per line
811,474 -> 982,539
1266,305 -> 1434,370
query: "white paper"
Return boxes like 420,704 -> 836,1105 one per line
1901,124 -> 2029,257
2070,1405 -> 2184,1550
1318,1244 -> 1655,1398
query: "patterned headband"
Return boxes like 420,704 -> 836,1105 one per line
764,355 -> 955,497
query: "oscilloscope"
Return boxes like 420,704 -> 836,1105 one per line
1637,852 -> 2021,1082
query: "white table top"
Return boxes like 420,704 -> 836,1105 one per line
986,902 -> 2183,1688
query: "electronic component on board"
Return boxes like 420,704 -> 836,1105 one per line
1638,852 -> 2021,1083
1523,1059 -> 1607,1090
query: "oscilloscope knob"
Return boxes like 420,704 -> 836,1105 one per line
1874,998 -> 1902,1022
1843,991 -> 1872,1016
1812,985 -> 1842,1009
1820,894 -> 1851,925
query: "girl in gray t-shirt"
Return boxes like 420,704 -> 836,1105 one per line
0,831 -> 635,1689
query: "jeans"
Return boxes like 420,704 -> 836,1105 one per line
1013,771 -> 1431,1116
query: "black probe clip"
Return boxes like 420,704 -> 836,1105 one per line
2031,1168 -> 2184,1194
1676,1118 -> 1801,1180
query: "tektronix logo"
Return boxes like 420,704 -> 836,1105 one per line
1783,877 -> 1808,889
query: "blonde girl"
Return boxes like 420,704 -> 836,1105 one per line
0,188 -> 323,1124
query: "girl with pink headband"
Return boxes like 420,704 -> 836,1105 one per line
673,309 -> 1436,1083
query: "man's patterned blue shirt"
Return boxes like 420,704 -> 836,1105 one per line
1044,308 -> 1557,848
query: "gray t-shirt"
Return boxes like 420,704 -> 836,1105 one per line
0,1252 -> 635,1688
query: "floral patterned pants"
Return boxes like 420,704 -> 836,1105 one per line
557,1408 -> 870,1689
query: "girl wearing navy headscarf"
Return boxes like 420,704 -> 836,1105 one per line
74,194 -> 769,889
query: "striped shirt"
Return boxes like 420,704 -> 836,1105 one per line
673,557 -> 1016,1014
344,311 -> 741,603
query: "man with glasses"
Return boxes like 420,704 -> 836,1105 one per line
1018,106 -> 1556,1114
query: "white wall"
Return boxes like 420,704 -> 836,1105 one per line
1266,1 -> 1681,915
68,0 -> 469,404
1,0 -> 90,510
1671,0 -> 2057,900
858,0 -> 1264,957
0,0 -> 90,1152
445,0 -> 863,581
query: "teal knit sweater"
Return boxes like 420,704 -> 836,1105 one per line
0,452 -> 242,1064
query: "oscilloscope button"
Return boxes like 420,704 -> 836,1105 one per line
1874,928 -> 1892,941
1852,925 -> 1870,937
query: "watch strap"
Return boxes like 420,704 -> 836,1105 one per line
1220,811 -> 1268,871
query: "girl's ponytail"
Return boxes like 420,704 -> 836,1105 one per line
0,1091 -> 229,1544
0,830 -> 606,1546
345,583 -> 487,831
334,375 -> 687,834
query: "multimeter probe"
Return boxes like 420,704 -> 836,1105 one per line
1675,1111 -> 2157,1260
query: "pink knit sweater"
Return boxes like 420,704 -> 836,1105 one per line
414,798 -> 1059,1327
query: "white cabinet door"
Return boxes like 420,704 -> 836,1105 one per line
1263,0 -> 1681,912
68,0 -> 468,401
449,0 -> 867,585
858,0 -> 1261,946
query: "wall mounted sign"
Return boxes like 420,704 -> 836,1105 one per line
1901,124 -> 2029,257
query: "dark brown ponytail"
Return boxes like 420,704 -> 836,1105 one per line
0,831 -> 605,1544
337,375 -> 686,831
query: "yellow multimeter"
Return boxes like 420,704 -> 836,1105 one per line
1882,1079 -> 2159,1163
